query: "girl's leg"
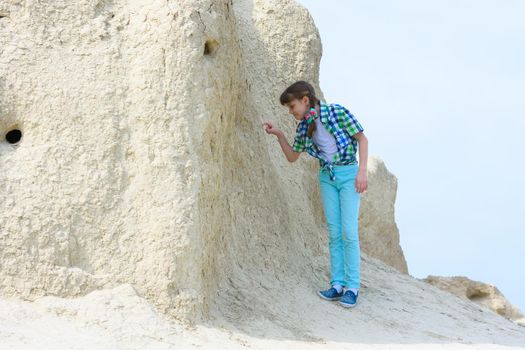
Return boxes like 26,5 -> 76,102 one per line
319,170 -> 345,287
338,165 -> 361,290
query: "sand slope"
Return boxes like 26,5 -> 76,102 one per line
1,255 -> 523,349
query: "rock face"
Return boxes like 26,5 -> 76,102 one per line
359,157 -> 408,274
0,0 -> 411,324
423,275 -> 525,326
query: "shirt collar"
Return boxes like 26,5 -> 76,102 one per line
297,100 -> 328,128
319,100 -> 329,124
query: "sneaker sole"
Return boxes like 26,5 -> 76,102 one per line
317,291 -> 342,301
339,301 -> 357,308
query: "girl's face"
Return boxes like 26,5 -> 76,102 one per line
286,96 -> 310,121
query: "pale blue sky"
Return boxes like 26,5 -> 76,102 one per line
296,0 -> 525,313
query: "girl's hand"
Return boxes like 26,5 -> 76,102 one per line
262,121 -> 283,137
355,169 -> 368,193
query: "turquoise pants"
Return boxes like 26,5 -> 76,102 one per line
319,163 -> 361,289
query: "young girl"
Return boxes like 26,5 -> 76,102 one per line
263,81 -> 368,308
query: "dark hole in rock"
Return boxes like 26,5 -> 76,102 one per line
6,129 -> 22,144
204,39 -> 219,56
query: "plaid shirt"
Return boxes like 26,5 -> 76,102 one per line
292,100 -> 364,180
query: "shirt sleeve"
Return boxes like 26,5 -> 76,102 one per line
340,106 -> 364,137
292,122 -> 307,152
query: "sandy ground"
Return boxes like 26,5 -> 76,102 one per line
0,286 -> 522,350
1,256 -> 524,350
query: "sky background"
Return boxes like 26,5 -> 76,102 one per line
296,0 -> 525,313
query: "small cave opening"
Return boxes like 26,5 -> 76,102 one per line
5,129 -> 22,144
204,39 -> 219,57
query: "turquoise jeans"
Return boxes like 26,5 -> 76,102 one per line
319,163 -> 361,289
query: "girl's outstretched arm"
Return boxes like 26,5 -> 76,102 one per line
263,122 -> 301,163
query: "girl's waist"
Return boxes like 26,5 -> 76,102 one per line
321,160 -> 358,168
332,162 -> 358,168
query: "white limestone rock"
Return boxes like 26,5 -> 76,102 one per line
0,0 -> 324,324
423,275 -> 525,326
360,156 -> 408,273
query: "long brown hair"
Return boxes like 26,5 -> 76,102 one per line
280,81 -> 319,138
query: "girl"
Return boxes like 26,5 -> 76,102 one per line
263,81 -> 368,308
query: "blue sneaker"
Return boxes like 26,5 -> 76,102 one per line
317,287 -> 344,301
339,290 -> 358,308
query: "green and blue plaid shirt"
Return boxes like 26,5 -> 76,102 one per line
292,100 -> 364,180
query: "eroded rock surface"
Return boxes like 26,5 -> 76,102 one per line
423,275 -> 525,326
